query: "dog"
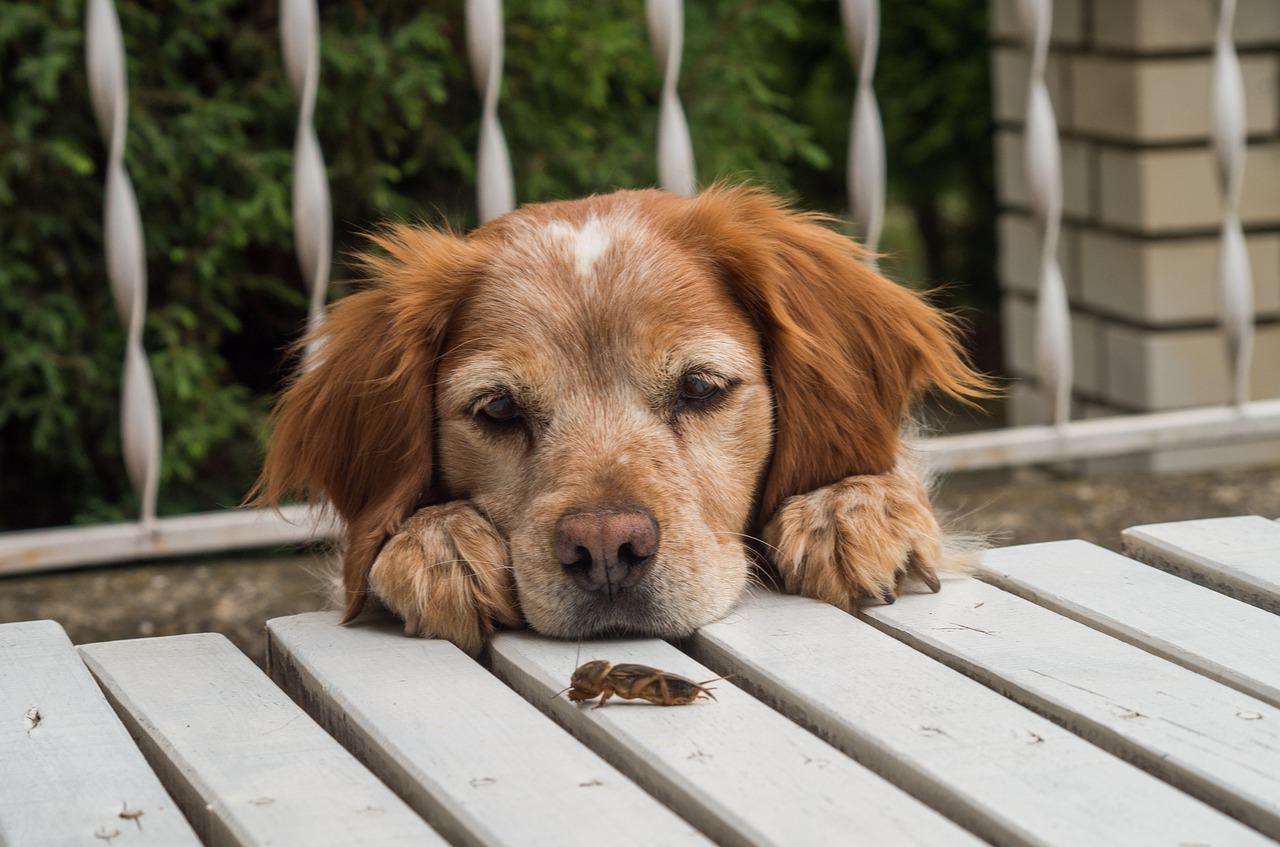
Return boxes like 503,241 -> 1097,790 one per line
255,186 -> 991,653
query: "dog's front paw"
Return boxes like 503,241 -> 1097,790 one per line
763,469 -> 943,611
369,502 -> 520,654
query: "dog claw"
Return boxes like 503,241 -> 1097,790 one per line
880,587 -> 896,605
403,610 -> 421,637
907,551 -> 942,593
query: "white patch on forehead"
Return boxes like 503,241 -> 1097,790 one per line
544,217 -> 611,279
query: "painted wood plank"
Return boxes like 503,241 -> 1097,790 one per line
863,578 -> 1280,840
0,504 -> 333,577
489,630 -> 983,847
980,540 -> 1280,708
688,591 -> 1269,847
917,396 -> 1280,471
266,612 -> 705,847
78,633 -> 440,847
1123,515 -> 1280,613
0,620 -> 198,846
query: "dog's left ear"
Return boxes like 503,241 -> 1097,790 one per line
666,185 -> 993,524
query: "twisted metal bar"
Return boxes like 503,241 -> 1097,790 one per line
646,0 -> 695,196
1018,0 -> 1071,426
86,0 -> 161,528
467,0 -> 515,222
841,0 -> 884,260
1212,0 -> 1254,406
280,0 -> 331,357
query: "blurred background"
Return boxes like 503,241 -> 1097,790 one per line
1,0 -> 996,531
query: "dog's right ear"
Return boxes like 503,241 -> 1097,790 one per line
252,226 -> 486,622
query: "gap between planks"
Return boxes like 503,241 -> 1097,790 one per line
685,589 -> 1269,847
266,612 -> 706,847
1122,515 -> 1280,615
0,620 -> 200,846
861,577 -> 1280,841
79,632 -> 441,847
488,630 -> 978,847
978,540 -> 1280,709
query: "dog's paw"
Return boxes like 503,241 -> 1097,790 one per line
369,502 -> 520,654
762,468 -> 943,611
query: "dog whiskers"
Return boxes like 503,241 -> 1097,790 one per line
709,529 -> 784,558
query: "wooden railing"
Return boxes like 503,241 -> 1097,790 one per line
2,0 -> 1278,576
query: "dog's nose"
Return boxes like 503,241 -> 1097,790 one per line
554,507 -> 659,597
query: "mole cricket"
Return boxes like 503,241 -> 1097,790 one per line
562,659 -> 722,707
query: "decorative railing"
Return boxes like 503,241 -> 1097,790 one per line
1017,0 -> 1070,427
647,0 -> 696,196
467,0 -> 515,223
842,0 -> 884,261
922,0 -> 1277,470
1212,0 -> 1254,408
2,1 -> 1279,575
280,0 -> 332,359
86,0 -> 162,530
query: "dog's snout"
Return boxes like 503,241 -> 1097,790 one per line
554,508 -> 659,597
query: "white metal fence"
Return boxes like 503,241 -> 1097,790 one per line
2,0 -> 1279,576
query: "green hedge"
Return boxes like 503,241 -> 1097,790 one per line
0,0 -> 993,530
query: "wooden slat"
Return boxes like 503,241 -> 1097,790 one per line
688,591 -> 1269,847
489,630 -> 983,847
1123,515 -> 1280,613
980,540 -> 1280,708
0,504 -> 333,576
0,620 -> 198,846
863,578 -> 1280,840
267,612 -> 704,847
79,633 -> 440,847
916,397 -> 1280,471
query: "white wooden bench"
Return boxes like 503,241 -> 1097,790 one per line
2,514 -> 1278,846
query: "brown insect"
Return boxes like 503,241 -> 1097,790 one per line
564,660 -> 721,707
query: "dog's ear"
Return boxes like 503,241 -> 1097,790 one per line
253,226 -> 485,622
667,185 -> 992,524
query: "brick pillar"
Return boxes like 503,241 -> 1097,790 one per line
992,0 -> 1280,471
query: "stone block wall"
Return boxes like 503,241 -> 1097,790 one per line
991,0 -> 1280,471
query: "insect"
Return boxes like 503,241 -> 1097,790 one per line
564,659 -> 721,707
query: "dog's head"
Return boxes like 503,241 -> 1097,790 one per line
257,187 -> 985,639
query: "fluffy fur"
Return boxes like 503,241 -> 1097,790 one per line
255,186 -> 992,654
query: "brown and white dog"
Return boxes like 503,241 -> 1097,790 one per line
256,186 -> 991,653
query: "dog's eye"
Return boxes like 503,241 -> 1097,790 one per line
679,373 -> 721,403
477,395 -> 521,424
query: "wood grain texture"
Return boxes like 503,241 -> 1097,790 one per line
864,578 -> 1280,840
79,632 -> 439,847
980,540 -> 1280,708
0,620 -> 198,846
489,630 -> 981,847
1123,515 -> 1280,613
267,612 -> 704,847
687,590 -> 1269,847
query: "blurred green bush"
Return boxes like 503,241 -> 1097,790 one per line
0,0 -> 993,530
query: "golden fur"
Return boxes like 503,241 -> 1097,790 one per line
255,186 -> 991,653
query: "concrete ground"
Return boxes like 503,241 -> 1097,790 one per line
4,462 -> 1278,666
